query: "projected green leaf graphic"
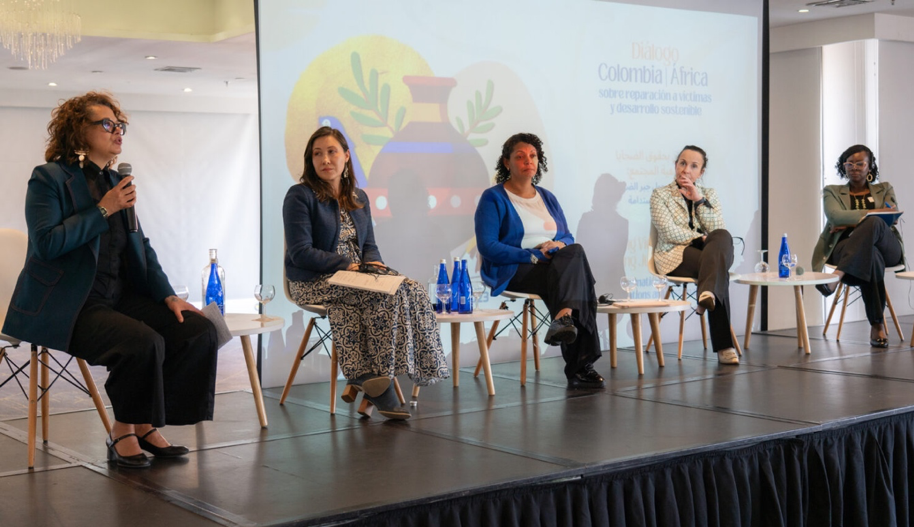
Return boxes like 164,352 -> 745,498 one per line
337,51 -> 407,147
456,79 -> 502,148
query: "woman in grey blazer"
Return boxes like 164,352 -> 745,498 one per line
811,144 -> 904,348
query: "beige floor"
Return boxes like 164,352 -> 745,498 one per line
0,338 -> 252,421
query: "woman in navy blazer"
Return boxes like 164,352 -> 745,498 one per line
283,127 -> 448,419
2,92 -> 217,468
475,133 -> 603,389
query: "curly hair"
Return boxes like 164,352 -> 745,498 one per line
494,133 -> 548,185
45,91 -> 127,165
677,145 -> 708,170
299,126 -> 363,211
835,144 -> 878,181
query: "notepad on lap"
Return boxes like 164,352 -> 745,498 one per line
865,210 -> 903,227
328,270 -> 406,295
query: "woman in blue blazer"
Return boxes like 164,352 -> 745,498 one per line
283,127 -> 448,419
475,133 -> 603,389
2,92 -> 217,468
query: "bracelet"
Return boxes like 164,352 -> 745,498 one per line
530,253 -> 539,265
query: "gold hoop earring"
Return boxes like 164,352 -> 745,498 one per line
867,173 -> 874,182
75,150 -> 87,169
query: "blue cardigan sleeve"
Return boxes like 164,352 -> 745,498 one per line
474,187 -> 545,264
283,185 -> 351,275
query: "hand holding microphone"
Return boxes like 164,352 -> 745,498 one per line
98,176 -> 136,216
117,162 -> 138,232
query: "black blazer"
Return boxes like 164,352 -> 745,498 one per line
2,161 -> 175,351
283,184 -> 382,283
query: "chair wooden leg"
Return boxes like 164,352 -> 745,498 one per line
886,290 -> 904,341
678,311 -> 686,360
520,300 -> 529,387
836,287 -> 850,342
475,301 -> 507,378
329,343 -> 338,415
40,347 -> 49,443
77,359 -> 111,434
392,378 -> 405,405
823,283 -> 845,336
412,384 -> 421,399
700,312 -> 708,350
531,303 -> 541,372
27,345 -> 38,469
608,314 -> 617,368
280,318 -> 315,405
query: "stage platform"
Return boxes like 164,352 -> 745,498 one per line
2,316 -> 914,526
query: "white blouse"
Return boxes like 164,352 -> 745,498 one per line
505,188 -> 557,249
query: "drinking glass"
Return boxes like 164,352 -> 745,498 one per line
174,285 -> 189,301
436,284 -> 452,313
254,284 -> 275,321
652,275 -> 668,300
780,254 -> 799,279
754,249 -> 770,273
620,276 -> 636,300
789,254 -> 799,279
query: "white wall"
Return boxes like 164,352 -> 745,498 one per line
878,40 -> 914,317
768,47 -> 823,330
0,94 -> 261,310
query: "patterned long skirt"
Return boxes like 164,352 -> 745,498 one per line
289,277 -> 449,386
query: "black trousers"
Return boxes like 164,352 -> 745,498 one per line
668,229 -> 734,352
828,217 -> 904,326
506,244 -> 601,379
68,291 -> 218,427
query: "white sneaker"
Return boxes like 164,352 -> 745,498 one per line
718,348 -> 739,365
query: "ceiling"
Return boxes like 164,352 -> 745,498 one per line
0,1 -> 911,101
769,0 -> 914,27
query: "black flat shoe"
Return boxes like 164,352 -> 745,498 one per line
545,315 -> 577,346
106,433 -> 151,468
870,337 -> 889,348
567,366 -> 605,390
137,428 -> 189,458
815,283 -> 836,298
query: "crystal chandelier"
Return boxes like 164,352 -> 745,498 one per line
0,0 -> 81,70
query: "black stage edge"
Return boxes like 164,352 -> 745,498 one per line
362,408 -> 914,527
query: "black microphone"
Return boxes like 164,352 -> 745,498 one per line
598,293 -> 615,305
117,162 -> 138,233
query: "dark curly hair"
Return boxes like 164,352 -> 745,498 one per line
45,91 -> 127,165
677,145 -> 708,170
494,133 -> 548,185
835,144 -> 878,181
299,126 -> 363,211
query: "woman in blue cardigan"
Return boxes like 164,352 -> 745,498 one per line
475,133 -> 603,389
283,127 -> 448,419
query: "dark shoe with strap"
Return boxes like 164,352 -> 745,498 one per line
545,314 -> 577,346
567,365 -> 605,390
137,428 -> 189,458
363,384 -> 411,420
106,433 -> 151,468
347,374 -> 392,398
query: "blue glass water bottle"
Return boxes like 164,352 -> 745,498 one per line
449,257 -> 461,313
434,259 -> 448,313
777,234 -> 790,279
458,259 -> 472,314
203,248 -> 225,314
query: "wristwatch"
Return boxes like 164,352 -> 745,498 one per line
97,205 -> 109,218
530,253 -> 539,265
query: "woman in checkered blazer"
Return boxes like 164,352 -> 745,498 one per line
649,146 -> 738,365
